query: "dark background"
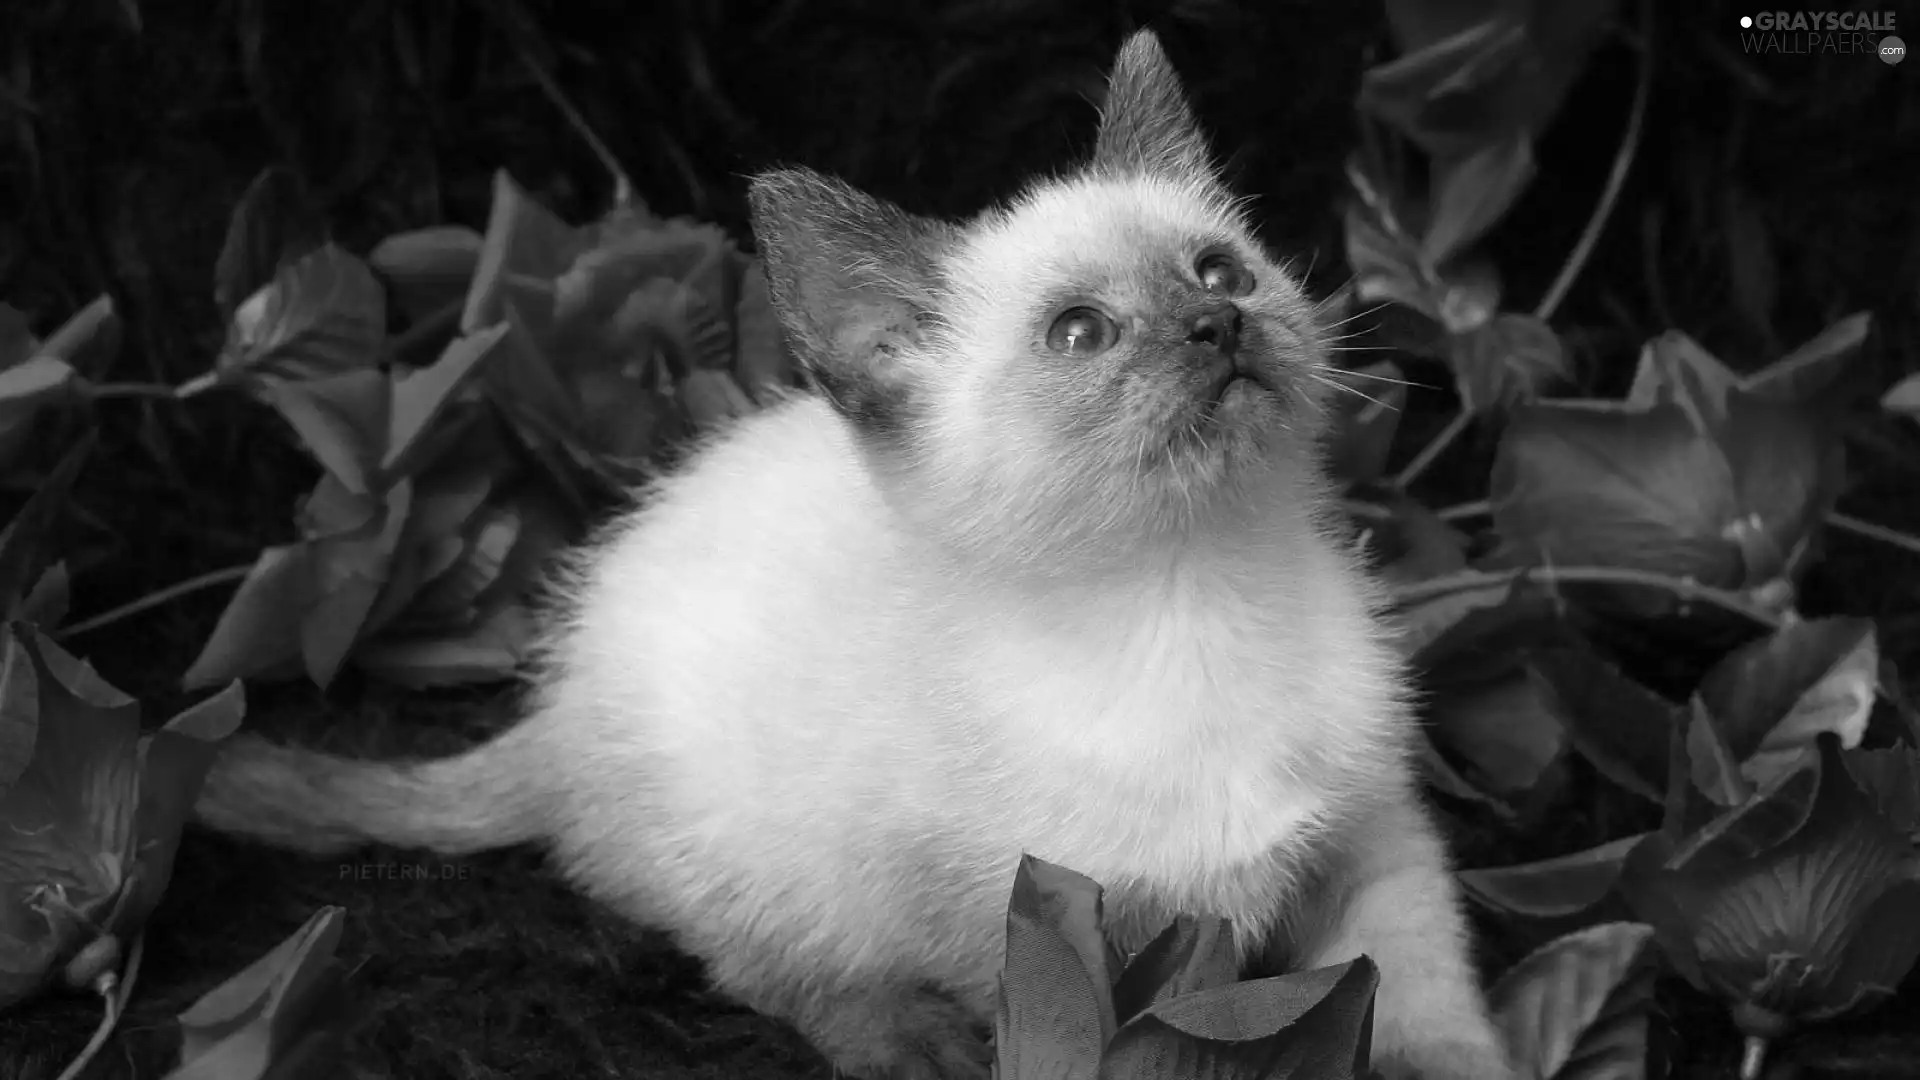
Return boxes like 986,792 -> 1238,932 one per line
2,0 -> 1918,1077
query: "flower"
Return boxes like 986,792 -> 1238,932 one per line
0,627 -> 242,1008
1618,734 -> 1920,1036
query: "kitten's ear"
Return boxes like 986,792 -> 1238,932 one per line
748,168 -> 952,435
1092,30 -> 1217,180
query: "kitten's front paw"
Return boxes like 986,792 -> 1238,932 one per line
802,983 -> 992,1080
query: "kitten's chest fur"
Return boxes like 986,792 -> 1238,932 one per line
943,556 -> 1406,946
542,398 -> 1409,952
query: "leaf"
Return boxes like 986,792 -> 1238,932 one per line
215,244 -> 387,387
1883,373 -> 1920,421
1369,0 -> 1620,157
1654,709 -> 1718,841
678,368 -> 755,428
1358,15 -> 1532,158
1531,647 -> 1677,803
0,358 -> 77,412
1448,313 -> 1567,415
1325,362 -> 1408,487
167,906 -> 349,1080
1457,833 -> 1650,920
1342,196 -> 1432,318
301,482 -> 411,688
995,855 -> 1115,1080
1391,571 -> 1549,669
213,166 -> 324,321
361,462 -> 497,636
1685,697 -> 1752,807
1427,662 -> 1570,799
118,681 -> 246,936
0,298 -> 97,463
1491,399 -> 1727,587
369,225 -> 484,325
181,545 -> 314,689
1110,916 -> 1239,1027
461,171 -> 582,337
21,563 -> 69,629
1845,747 -> 1920,840
0,295 -> 114,453
259,369 -> 392,494
1422,137 -> 1536,268
1744,312 -> 1873,403
1099,957 -> 1379,1080
350,603 -> 533,688
560,217 -> 739,373
382,323 -> 507,476
1373,493 -> 1470,587
1697,618 -> 1877,788
404,502 -> 520,624
732,256 -> 795,401
1625,331 -> 1738,417
0,437 -> 92,785
1418,732 -> 1516,817
1487,922 -> 1657,1080
482,303 -> 591,457
35,295 -> 121,375
1489,380 -> 1839,592
0,625 -> 142,1009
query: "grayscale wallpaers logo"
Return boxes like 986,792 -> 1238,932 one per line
1737,11 -> 1904,63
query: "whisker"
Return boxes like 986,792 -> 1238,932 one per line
1328,368 -> 1436,390
1311,273 -> 1358,309
1317,308 -> 1383,335
1310,371 -> 1396,410
1328,367 -> 1432,390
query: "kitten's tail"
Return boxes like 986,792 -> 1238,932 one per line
191,727 -> 551,856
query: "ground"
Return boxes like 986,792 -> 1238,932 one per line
2,0 -> 1917,1077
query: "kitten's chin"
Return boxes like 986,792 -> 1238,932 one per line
1164,376 -> 1288,475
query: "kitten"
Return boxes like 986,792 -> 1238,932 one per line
191,29 -> 1513,1080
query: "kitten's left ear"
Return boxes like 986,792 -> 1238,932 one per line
1092,30 -> 1218,181
748,168 -> 954,436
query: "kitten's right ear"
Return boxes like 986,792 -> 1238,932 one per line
1092,30 -> 1217,182
747,168 -> 952,436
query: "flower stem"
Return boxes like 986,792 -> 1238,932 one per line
54,933 -> 141,1080
1739,1034 -> 1770,1080
1389,564 -> 1785,628
491,0 -> 635,211
85,381 -> 182,401
54,562 -> 254,640
1827,510 -> 1920,559
1391,0 -> 1652,493
1534,0 -> 1653,324
1390,409 -> 1472,489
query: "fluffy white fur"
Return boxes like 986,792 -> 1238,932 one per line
192,29 -> 1513,1080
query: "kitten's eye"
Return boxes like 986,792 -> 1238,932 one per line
1196,252 -> 1253,297
1045,307 -> 1119,357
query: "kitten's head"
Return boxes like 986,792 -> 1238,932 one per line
750,30 -> 1337,572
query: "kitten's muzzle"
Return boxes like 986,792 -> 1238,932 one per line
1186,302 -> 1242,358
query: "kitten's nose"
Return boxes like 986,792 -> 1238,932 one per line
1186,303 -> 1242,357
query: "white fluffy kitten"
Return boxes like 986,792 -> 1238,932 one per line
193,29 -> 1512,1080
